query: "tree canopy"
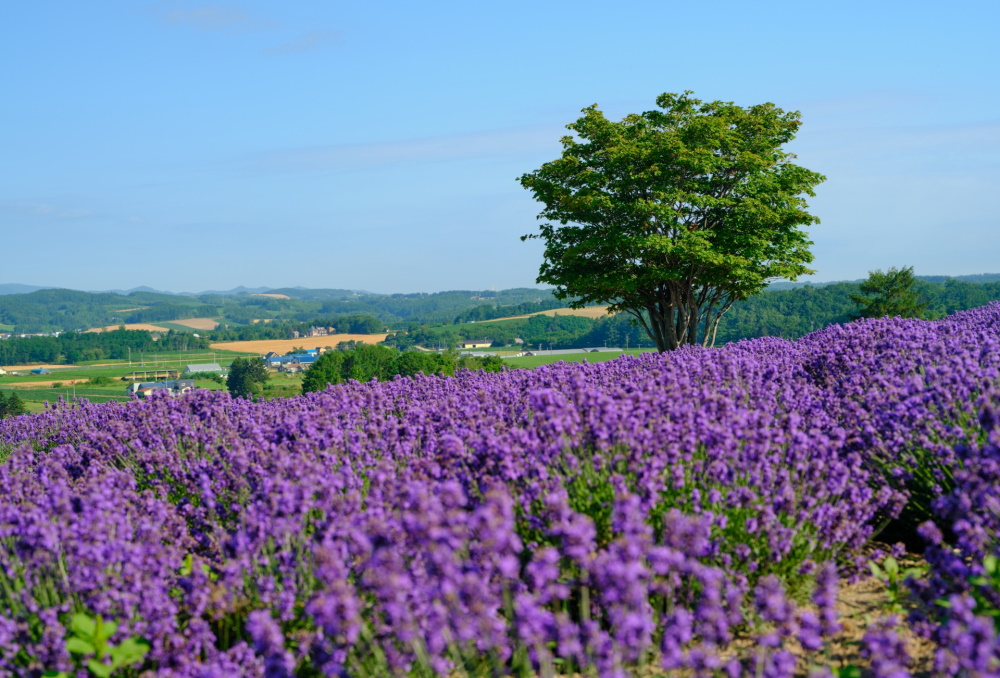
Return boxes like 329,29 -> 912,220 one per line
0,391 -> 27,420
226,357 -> 268,399
301,345 -> 504,394
850,266 -> 928,320
519,91 -> 825,351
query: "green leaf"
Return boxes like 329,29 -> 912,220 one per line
835,666 -> 863,678
70,613 -> 96,638
87,659 -> 114,678
65,637 -> 96,655
883,556 -> 899,577
109,637 -> 150,666
96,618 -> 117,641
41,672 -> 70,678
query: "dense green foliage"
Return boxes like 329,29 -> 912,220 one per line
2,277 -> 998,359
0,289 -> 217,333
0,287 -> 562,334
0,329 -> 209,365
385,313 -> 607,351
453,298 -> 568,323
0,390 -> 26,419
850,266 -> 927,319
387,278 -> 1000,350
520,91 -> 825,350
209,314 -> 386,342
226,358 -> 268,399
301,345 -> 504,393
715,277 -> 1000,343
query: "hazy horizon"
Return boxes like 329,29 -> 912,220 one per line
4,271 -> 1000,299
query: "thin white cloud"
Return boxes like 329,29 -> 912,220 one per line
250,126 -> 562,173
0,202 -> 92,220
146,3 -> 277,33
264,30 -> 340,55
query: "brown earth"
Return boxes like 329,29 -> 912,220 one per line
480,306 -> 614,322
168,317 -> 220,330
8,379 -> 89,388
209,334 -> 389,354
85,323 -> 171,333
250,293 -> 291,299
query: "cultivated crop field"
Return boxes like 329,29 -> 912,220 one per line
166,318 -> 220,331
481,305 -> 613,322
0,349 -> 249,412
209,334 -> 390,354
84,323 -> 175,333
1,304 -> 1000,676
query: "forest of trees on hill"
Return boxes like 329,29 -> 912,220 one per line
387,277 -> 1000,350
1,276 -> 999,358
0,329 -> 209,365
0,287 -> 561,333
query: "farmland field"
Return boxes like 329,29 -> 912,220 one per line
210,333 -> 390,354
480,304 -> 613,322
0,348 -> 248,412
503,347 -> 656,368
1,304 -> 1000,675
84,322 -> 172,332
165,317 -> 220,330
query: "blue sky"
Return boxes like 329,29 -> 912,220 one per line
2,1 -> 997,293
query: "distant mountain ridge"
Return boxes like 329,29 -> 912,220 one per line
3,274 -> 997,297
767,273 -> 1000,290
0,283 -> 55,296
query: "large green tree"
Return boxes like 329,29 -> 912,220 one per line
519,91 -> 825,351
226,357 -> 269,399
0,391 -> 27,419
850,266 -> 927,319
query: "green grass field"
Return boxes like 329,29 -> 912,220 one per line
0,347 -> 254,413
0,346 -> 653,414
503,348 -> 655,369
151,321 -> 219,333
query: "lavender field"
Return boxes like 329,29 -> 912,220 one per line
2,304 -> 1000,677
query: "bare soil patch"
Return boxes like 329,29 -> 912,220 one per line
481,306 -> 613,322
250,293 -> 290,299
168,317 -> 219,330
210,334 -> 389,354
85,323 -> 171,333
11,379 -> 89,388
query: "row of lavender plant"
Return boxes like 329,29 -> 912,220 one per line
1,302 -> 998,677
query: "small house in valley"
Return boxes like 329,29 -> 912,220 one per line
263,353 -> 319,372
459,340 -> 493,349
125,379 -> 195,398
124,369 -> 180,382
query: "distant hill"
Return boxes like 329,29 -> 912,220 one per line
769,273 -> 1000,290
2,275 -> 999,339
0,283 -> 54,295
0,285 -> 561,334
